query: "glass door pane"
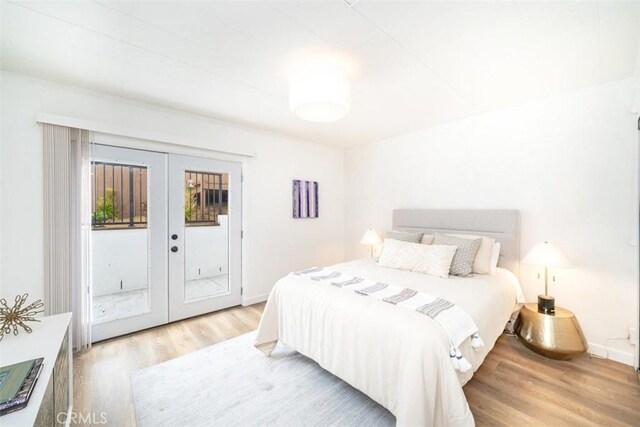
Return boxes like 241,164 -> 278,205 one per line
91,162 -> 150,322
91,145 -> 168,342
183,171 -> 229,301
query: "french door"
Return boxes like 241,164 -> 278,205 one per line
90,145 -> 242,342
168,154 -> 242,321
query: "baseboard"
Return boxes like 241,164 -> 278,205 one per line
242,293 -> 269,306
588,342 -> 635,367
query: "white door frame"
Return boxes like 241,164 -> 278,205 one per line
168,154 -> 243,322
91,144 -> 169,342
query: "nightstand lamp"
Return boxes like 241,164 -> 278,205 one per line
360,229 -> 382,258
522,241 -> 571,314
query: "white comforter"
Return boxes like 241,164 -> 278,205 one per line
255,259 -> 524,426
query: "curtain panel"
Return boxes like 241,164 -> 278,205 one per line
43,123 -> 92,351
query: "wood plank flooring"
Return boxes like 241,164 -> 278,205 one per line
73,303 -> 265,426
466,334 -> 640,426
73,303 -> 640,426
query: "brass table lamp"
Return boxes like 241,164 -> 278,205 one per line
521,241 -> 571,314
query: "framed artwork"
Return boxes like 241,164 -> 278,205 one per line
292,179 -> 319,218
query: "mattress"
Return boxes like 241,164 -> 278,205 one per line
255,259 -> 524,426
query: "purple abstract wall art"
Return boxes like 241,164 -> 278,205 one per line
292,179 -> 319,218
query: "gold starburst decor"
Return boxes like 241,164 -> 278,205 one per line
0,294 -> 44,340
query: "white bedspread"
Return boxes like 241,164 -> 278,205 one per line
255,259 -> 524,426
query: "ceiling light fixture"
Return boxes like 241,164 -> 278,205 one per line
289,54 -> 351,123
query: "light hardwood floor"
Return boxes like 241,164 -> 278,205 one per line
74,303 -> 640,426
467,333 -> 640,426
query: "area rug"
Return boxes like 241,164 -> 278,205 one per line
131,332 -> 395,426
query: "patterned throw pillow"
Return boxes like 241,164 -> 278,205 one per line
385,230 -> 423,244
431,234 -> 482,277
378,239 -> 457,279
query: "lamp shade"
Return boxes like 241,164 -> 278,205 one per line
360,229 -> 382,246
289,55 -> 350,123
522,241 -> 571,268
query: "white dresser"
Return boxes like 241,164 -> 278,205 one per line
0,313 -> 73,427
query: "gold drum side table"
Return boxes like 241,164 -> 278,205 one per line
514,303 -> 587,360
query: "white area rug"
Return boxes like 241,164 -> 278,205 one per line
131,332 -> 395,427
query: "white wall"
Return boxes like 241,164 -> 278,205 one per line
185,216 -> 229,281
344,78 -> 639,365
92,228 -> 149,295
91,217 -> 228,296
0,72 -> 345,306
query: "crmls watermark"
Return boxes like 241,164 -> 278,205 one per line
57,411 -> 108,425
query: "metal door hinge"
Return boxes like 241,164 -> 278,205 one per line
241,287 -> 244,296
241,230 -> 244,239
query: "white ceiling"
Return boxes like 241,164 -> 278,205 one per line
2,1 -> 639,147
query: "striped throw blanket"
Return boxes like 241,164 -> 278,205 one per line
294,267 -> 484,372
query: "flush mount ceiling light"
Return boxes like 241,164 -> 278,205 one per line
289,54 -> 351,123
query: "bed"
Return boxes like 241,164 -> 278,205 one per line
255,209 -> 524,426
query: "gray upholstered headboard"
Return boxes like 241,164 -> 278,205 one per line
392,209 -> 520,275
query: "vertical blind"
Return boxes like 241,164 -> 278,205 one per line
43,123 -> 92,351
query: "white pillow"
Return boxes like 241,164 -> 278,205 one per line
420,234 -> 434,245
490,242 -> 501,274
449,234 -> 495,274
378,238 -> 457,279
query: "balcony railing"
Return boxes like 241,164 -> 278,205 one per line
92,162 -> 147,230
91,163 -> 228,230
184,170 -> 227,226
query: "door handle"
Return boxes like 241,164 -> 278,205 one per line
171,246 -> 178,253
